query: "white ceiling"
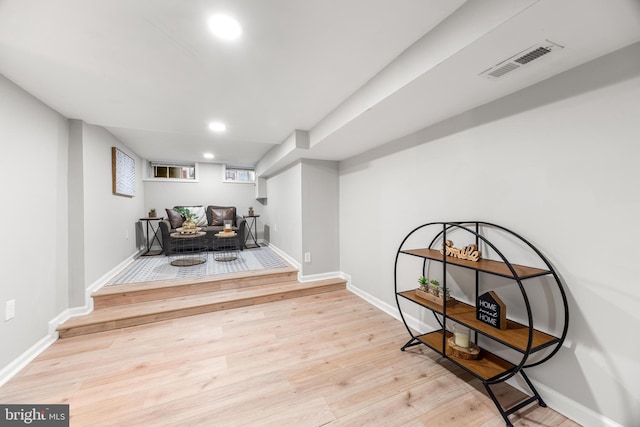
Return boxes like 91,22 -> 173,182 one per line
1,0 -> 639,169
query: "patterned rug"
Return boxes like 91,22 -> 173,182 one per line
108,246 -> 288,285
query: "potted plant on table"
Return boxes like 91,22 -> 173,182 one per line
148,208 -> 157,218
175,207 -> 196,229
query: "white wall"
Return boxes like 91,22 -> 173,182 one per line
67,120 -> 85,307
0,74 -> 69,368
262,160 -> 340,276
143,163 -> 255,222
262,162 -> 303,264
301,160 -> 340,275
81,123 -> 144,286
339,43 -> 640,427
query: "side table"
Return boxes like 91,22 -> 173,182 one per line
140,217 -> 164,256
213,232 -> 240,262
243,215 -> 260,249
169,231 -> 208,266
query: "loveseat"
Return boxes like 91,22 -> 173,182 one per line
159,205 -> 246,255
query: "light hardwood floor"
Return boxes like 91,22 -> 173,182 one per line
0,290 -> 579,426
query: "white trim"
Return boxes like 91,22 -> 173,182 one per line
264,242 -> 301,271
265,243 -> 350,284
300,270 -> 349,284
87,250 -> 142,296
1,250 -> 143,387
75,250 -> 143,316
347,281 -> 432,334
0,334 -> 57,387
505,378 -> 624,427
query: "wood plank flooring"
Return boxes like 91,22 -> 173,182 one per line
0,290 -> 579,426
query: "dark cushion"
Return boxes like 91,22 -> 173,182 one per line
209,207 -> 234,226
166,208 -> 184,229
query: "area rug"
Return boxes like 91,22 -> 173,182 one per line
108,246 -> 288,285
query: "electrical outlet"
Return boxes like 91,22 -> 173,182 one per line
5,299 -> 15,321
304,252 -> 311,263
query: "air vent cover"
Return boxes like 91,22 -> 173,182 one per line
480,40 -> 563,79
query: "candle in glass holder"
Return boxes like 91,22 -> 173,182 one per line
453,325 -> 470,348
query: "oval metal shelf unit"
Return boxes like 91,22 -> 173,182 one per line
393,221 -> 568,427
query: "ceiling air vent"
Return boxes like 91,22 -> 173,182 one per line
479,40 -> 564,80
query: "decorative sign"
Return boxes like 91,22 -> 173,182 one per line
112,147 -> 135,197
440,240 -> 481,262
476,291 -> 506,330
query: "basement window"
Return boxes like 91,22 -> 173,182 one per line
223,165 -> 255,183
144,161 -> 199,182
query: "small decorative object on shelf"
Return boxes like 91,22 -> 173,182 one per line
175,207 -> 197,229
148,208 -> 157,218
477,291 -> 507,330
418,275 -> 428,288
415,277 -> 456,306
449,324 -> 480,360
447,336 -> 480,360
248,206 -> 255,216
453,323 -> 471,348
440,240 -> 481,262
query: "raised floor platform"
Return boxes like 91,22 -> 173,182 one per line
57,267 -> 346,338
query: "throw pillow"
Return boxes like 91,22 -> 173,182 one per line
210,207 -> 234,226
180,206 -> 207,227
165,208 -> 184,229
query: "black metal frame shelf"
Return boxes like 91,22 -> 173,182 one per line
394,221 -> 569,427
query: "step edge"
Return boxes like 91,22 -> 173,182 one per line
95,267 -> 299,297
58,282 -> 345,331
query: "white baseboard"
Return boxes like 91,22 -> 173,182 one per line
1,250 -> 143,388
263,242 -> 301,272
299,271 -> 348,283
88,250 -> 143,295
347,280 -> 432,334
508,378 -> 623,427
0,334 -> 57,387
346,282 -> 620,427
265,243 -> 352,285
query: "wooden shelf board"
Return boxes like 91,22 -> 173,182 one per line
398,291 -> 559,353
400,248 -> 550,279
416,329 -> 451,353
398,291 -> 475,316
416,330 -> 515,381
449,310 -> 559,352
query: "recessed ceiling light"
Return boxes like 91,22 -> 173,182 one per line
203,153 -> 215,159
208,14 -> 242,40
208,121 -> 226,132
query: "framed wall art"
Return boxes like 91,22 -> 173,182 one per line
112,147 -> 135,197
